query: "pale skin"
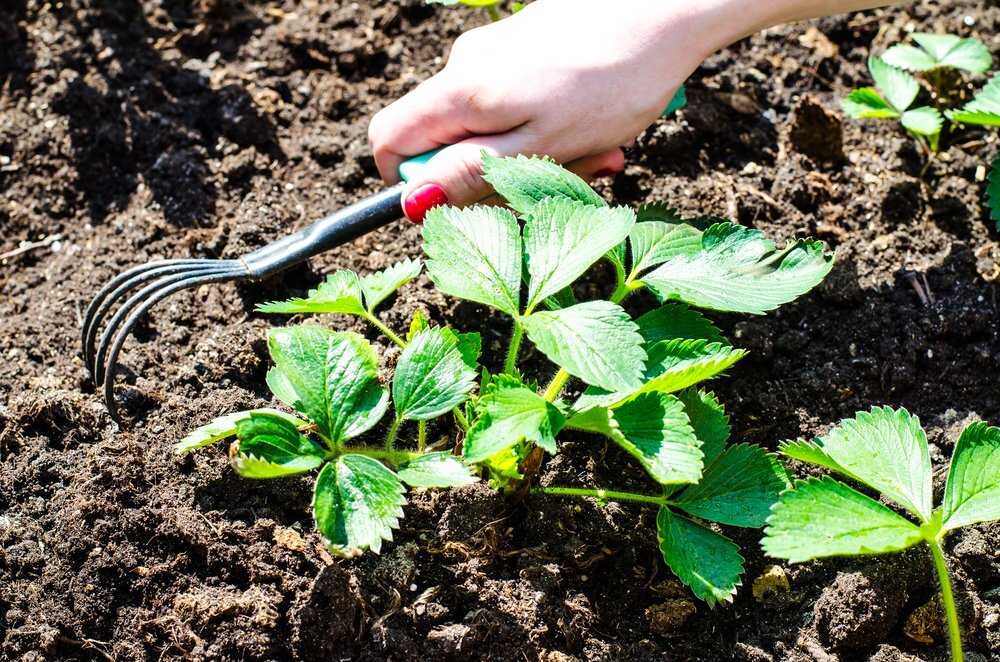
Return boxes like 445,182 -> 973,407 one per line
368,0 -> 895,220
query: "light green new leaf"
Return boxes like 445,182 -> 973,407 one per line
673,444 -> 788,527
781,406 -> 932,521
397,452 -> 478,488
257,270 -> 366,316
360,258 -> 422,312
843,87 -> 899,119
763,476 -> 923,563
313,454 -> 406,557
176,408 -> 308,454
392,328 -> 478,421
868,55 -> 919,112
521,301 -> 646,393
635,303 -> 724,345
946,74 -> 1000,126
941,422 -> 1000,532
677,389 -> 730,466
989,157 -> 1000,230
407,310 -> 429,341
231,413 -> 327,478
481,153 -> 606,216
524,198 -> 635,308
884,33 -> 992,73
464,376 -> 566,462
628,220 -> 703,276
609,391 -> 703,485
422,205 -> 522,315
657,507 -> 744,606
638,223 -> 833,314
268,327 -> 389,445
900,106 -> 944,136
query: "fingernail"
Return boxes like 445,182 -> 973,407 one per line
594,168 -> 620,178
403,183 -> 449,223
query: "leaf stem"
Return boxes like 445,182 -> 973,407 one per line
610,278 -> 644,305
927,536 -> 963,662
350,445 -> 419,466
385,416 -> 402,452
542,369 -> 570,402
418,420 -> 427,453
453,408 -> 469,431
532,485 -> 666,506
505,319 -> 524,374
485,3 -> 500,21
362,311 -> 407,348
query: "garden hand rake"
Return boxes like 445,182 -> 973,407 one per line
82,153 -> 436,423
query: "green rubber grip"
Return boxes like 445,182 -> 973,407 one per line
399,148 -> 443,183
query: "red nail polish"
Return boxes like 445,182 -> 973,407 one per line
403,183 -> 449,223
594,168 -> 620,178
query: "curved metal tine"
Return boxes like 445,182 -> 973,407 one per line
101,267 -> 248,423
92,264 -> 245,385
82,259 -> 223,369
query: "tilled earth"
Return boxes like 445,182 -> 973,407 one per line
2,0 -> 1000,660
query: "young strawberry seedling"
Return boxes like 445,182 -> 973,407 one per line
763,407 -> 1000,662
181,154 -> 834,603
425,0 -> 521,22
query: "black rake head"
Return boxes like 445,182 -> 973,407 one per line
82,258 -> 252,423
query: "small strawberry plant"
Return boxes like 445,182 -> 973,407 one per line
425,0 -> 522,22
180,155 -> 834,604
763,407 -> 1000,662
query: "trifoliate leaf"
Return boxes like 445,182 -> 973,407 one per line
843,87 -> 899,119
360,258 -> 422,312
637,223 -> 833,314
313,454 -> 406,557
464,376 -> 566,462
629,221 -> 703,276
176,408 -> 308,454
635,303 -> 724,345
989,156 -> 1000,230
521,301 -> 646,393
884,33 -> 992,73
392,328 -> 478,421
422,205 -> 522,316
609,391 -> 703,485
673,444 -> 787,527
397,452 -> 478,488
481,153 -> 606,216
868,55 -> 920,112
268,326 -> 389,446
941,422 -> 1000,532
947,73 -> 1000,126
677,389 -> 730,466
657,507 -> 744,606
900,106 -> 944,136
257,270 -> 367,316
523,198 -> 635,309
780,406 -> 933,522
407,310 -> 429,341
231,413 -> 327,478
762,476 -> 923,563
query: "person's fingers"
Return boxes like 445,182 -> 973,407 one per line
564,148 -> 626,181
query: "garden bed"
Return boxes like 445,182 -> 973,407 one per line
1,0 -> 999,659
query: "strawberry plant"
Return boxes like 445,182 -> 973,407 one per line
763,407 -> 1000,662
425,0 -> 523,22
180,154 -> 834,603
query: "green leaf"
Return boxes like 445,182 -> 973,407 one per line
628,220 -> 703,276
313,454 -> 406,557
989,156 -> 1000,231
521,301 -> 646,392
657,507 -> 744,606
524,198 -> 635,309
947,73 -> 1000,126
843,87 -> 900,119
885,33 -> 993,73
609,391 -> 703,485
868,55 -> 919,112
422,205 -> 522,316
464,376 -> 566,462
268,326 -> 389,445
407,310 -> 429,341
481,153 -> 606,216
635,303 -> 724,345
881,44 -> 938,72
542,286 -> 576,312
360,258 -> 422,312
176,408 -> 308,454
673,444 -> 788,527
397,452 -> 478,488
231,413 -> 327,478
677,389 -> 730,466
637,223 -> 834,314
900,106 -> 944,136
392,328 -> 478,421
455,331 -> 482,368
941,422 -> 1000,532
762,476 -> 923,563
257,270 -> 366,316
780,406 -> 933,522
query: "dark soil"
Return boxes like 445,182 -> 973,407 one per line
2,1 -> 1000,660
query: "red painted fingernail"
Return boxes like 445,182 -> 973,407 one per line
403,183 -> 449,223
594,168 -> 620,178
